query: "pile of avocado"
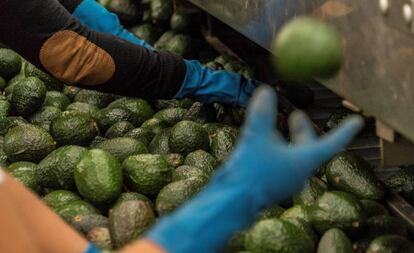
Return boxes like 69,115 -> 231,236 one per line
0,1 -> 414,252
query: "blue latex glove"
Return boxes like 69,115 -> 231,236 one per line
147,85 -> 364,253
73,0 -> 154,50
176,60 -> 261,106
83,244 -> 101,253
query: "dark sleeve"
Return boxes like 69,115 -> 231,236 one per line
0,0 -> 185,99
57,0 -> 82,13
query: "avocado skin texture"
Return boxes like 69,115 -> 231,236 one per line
169,120 -> 210,156
114,192 -> 154,210
0,48 -> 21,80
11,76 -> 47,117
107,98 -> 154,126
184,149 -> 217,174
151,0 -> 173,25
0,99 -> 10,118
109,200 -> 155,248
163,153 -> 184,168
257,206 -> 286,221
362,215 -> 408,240
75,149 -> 123,204
172,165 -> 209,183
43,91 -> 70,110
149,128 -> 171,155
367,235 -> 414,253
66,102 -> 99,117
280,205 -> 311,223
95,137 -> 148,162
96,107 -> 134,132
384,166 -> 414,203
293,177 -> 328,207
210,128 -> 238,162
123,154 -> 173,196
55,200 -> 99,223
70,213 -> 109,235
309,191 -> 364,234
4,124 -> 56,163
326,152 -> 384,200
360,199 -> 389,218
124,127 -> 154,147
63,85 -> 81,101
43,190 -> 81,209
245,218 -> 314,253
155,178 -> 205,216
29,106 -> 62,131
50,111 -> 100,146
153,108 -> 188,126
130,24 -> 161,45
104,121 -> 134,138
0,116 -> 27,135
87,227 -> 113,251
317,228 -> 353,253
38,145 -> 87,190
74,89 -> 113,109
23,61 -> 63,91
7,161 -> 40,193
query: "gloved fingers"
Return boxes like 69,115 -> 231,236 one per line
310,115 -> 364,162
242,85 -> 280,140
288,110 -> 317,144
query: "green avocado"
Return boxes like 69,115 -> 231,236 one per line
130,24 -> 161,45
0,99 -> 10,118
148,128 -> 171,155
165,34 -> 194,58
211,128 -> 238,162
184,150 -> 217,174
154,30 -> 177,50
74,89 -> 113,109
87,227 -> 113,251
124,127 -> 154,147
95,137 -> 148,162
107,0 -> 141,26
163,153 -> 184,168
11,76 -> 47,117
4,124 -> 56,162
150,0 -> 173,25
141,118 -> 168,134
226,231 -> 247,253
75,149 -> 123,204
55,200 -> 99,223
384,166 -> 414,203
29,106 -> 62,131
38,145 -> 87,190
70,213 -> 109,235
257,206 -> 286,221
43,91 -> 70,110
23,61 -> 63,91
66,102 -> 100,117
183,102 -> 217,124
363,215 -> 408,240
96,107 -> 134,132
366,235 -> 414,253
114,192 -> 154,210
43,190 -> 81,209
0,116 -> 27,135
7,161 -> 40,193
169,121 -> 210,156
326,152 -> 384,200
50,111 -> 100,146
170,12 -> 193,33
107,98 -> 154,126
109,200 -> 155,248
293,177 -> 328,207
0,49 -> 21,80
280,205 -> 311,223
123,154 -> 173,196
154,108 -> 188,126
360,199 -> 389,218
172,165 -> 209,183
104,121 -> 134,138
317,228 -> 353,253
63,85 -> 81,101
5,74 -> 26,96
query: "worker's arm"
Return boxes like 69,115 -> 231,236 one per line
119,85 -> 364,253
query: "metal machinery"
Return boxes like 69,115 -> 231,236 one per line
184,0 -> 414,167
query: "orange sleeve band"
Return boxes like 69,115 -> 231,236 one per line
118,239 -> 167,253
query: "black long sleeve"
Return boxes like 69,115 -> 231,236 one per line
0,0 -> 185,99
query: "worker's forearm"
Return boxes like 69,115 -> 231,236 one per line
0,171 -> 88,253
0,0 -> 185,99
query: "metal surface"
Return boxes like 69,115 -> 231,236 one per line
188,0 -> 414,142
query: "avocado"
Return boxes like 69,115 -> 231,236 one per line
130,24 -> 161,45
366,235 -> 414,253
170,12 -> 193,33
0,76 -> 5,90
107,98 -> 154,126
155,178 -> 205,216
224,60 -> 244,73
109,200 -> 155,248
286,217 -> 318,243
0,146 -> 8,167
74,89 -> 113,109
165,34 -> 194,58
317,228 -> 353,253
363,215 -> 408,239
5,74 -> 25,96
0,99 -> 10,118
38,145 -> 87,190
75,149 -> 123,204
0,116 -> 27,135
172,165 -> 210,183
293,177 -> 328,207
360,199 -> 389,218
169,121 -> 210,155
11,76 -> 47,116
123,154 -> 173,196
257,206 -> 286,220
43,190 -> 81,209
205,61 -> 225,71
50,111 -> 100,146
70,213 -> 109,235
114,192 -> 154,210
154,108 -> 188,126
148,128 -> 171,154
104,121 -> 134,138
245,218 -> 314,253
89,136 -> 108,148
155,99 -> 181,110
23,61 -> 63,91
107,0 -> 141,26
239,66 -> 255,79
151,0 -> 173,25
43,91 -> 70,110
326,152 -> 384,200
211,128 -> 238,162
29,106 -> 62,131
7,161 -> 40,193
96,137 -> 148,162
141,118 -> 168,134
154,30 -> 177,50
184,150 -> 217,174
215,54 -> 238,65
203,123 -> 228,137
63,85 -> 81,101
55,200 -> 99,223
384,166 -> 414,203
309,191 -> 364,234
87,227 -> 113,251
124,128 -> 154,146
163,153 -> 184,168
183,102 -> 217,124
96,107 -> 134,132
280,205 -> 311,223
0,49 -> 21,80
4,124 -> 56,162
66,102 -> 100,117
226,231 -> 247,253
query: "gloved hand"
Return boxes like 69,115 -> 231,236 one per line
146,85 -> 363,253
175,60 -> 261,106
72,0 -> 154,50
